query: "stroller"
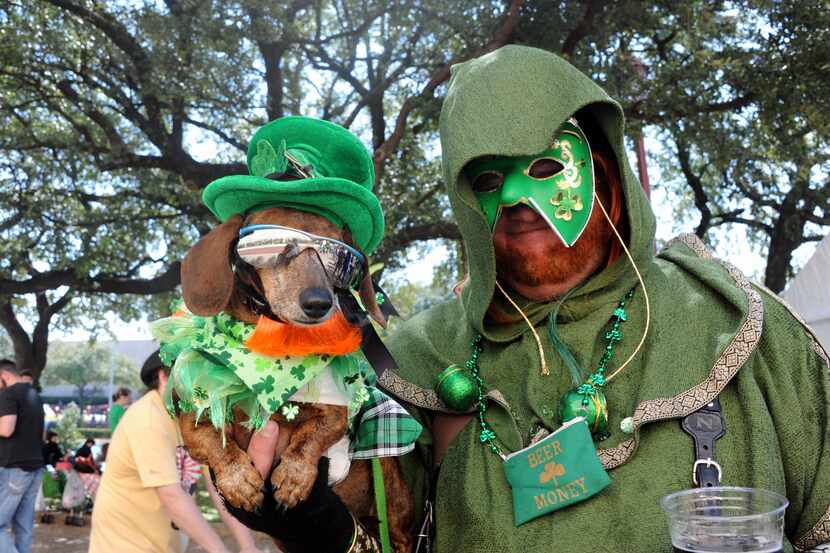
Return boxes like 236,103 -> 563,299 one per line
60,443 -> 102,526
61,468 -> 98,526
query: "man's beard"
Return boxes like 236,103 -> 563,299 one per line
494,208 -> 613,290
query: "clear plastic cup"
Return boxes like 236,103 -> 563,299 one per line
660,487 -> 788,553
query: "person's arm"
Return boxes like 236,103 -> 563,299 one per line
204,468 -> 262,553
0,414 -> 16,438
156,484 -> 231,553
127,396 -> 229,553
0,389 -> 17,438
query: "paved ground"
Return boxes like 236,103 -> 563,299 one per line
30,515 -> 280,553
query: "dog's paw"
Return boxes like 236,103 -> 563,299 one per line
271,456 -> 317,508
215,460 -> 264,512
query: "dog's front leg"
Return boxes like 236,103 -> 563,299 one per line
272,404 -> 348,508
179,412 -> 264,511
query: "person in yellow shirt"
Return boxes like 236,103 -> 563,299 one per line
90,351 -> 262,553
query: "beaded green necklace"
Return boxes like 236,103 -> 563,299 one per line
466,288 -> 636,456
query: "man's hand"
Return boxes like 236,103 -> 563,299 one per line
247,420 -> 281,479
219,420 -> 357,553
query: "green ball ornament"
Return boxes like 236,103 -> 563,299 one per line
434,364 -> 477,412
559,387 -> 609,439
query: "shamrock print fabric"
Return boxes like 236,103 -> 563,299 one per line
149,303 -> 364,430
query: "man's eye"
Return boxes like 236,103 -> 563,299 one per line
527,158 -> 565,179
471,171 -> 504,193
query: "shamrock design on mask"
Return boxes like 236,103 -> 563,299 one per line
551,190 -> 584,221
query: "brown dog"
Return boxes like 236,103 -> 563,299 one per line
179,206 -> 414,552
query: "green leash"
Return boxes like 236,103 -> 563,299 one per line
371,457 -> 393,553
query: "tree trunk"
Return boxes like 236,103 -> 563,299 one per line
0,292 -> 72,380
764,210 -> 804,293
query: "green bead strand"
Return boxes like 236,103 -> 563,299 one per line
464,288 -> 636,455
559,288 -> 636,440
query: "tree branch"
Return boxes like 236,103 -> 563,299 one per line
709,216 -> 773,233
373,0 -> 524,184
45,0 -> 167,147
0,298 -> 32,365
381,221 -> 461,252
0,262 -> 182,296
673,134 -> 712,237
561,0 -> 604,57
183,117 -> 247,152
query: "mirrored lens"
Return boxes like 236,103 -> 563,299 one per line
236,225 -> 365,289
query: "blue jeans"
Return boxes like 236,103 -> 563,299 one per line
0,467 -> 43,553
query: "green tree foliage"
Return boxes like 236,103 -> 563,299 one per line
53,402 -> 85,452
43,342 -> 140,406
0,332 -> 11,359
0,0 -> 521,376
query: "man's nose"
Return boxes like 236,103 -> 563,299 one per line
498,169 -> 533,206
502,203 -> 540,222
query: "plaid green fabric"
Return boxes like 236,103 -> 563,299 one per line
350,386 -> 422,459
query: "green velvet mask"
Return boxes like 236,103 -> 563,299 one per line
466,118 -> 595,247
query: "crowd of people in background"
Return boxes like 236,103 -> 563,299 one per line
0,354 -> 262,553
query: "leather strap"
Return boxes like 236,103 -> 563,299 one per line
337,290 -> 399,380
681,397 -> 726,488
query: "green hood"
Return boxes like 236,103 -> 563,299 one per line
440,44 -> 655,340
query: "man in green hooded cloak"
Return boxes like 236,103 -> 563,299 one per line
371,45 -> 830,552
234,45 -> 829,552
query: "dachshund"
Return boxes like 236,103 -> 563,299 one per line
178,206 -> 414,552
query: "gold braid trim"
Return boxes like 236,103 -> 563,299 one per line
346,516 -> 383,553
378,370 -> 458,413
596,233 -> 763,469
794,503 -> 830,552
812,337 -> 830,372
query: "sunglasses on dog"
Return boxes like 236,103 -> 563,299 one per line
236,225 -> 366,290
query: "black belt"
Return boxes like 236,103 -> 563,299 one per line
681,397 -> 726,488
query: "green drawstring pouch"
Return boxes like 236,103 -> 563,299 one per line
503,417 -> 611,526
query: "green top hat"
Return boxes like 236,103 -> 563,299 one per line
203,116 -> 384,254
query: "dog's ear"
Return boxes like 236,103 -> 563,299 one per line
182,214 -> 244,316
358,260 -> 387,328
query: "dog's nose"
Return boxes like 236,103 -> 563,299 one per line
299,287 -> 333,319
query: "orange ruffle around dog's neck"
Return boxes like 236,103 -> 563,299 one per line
244,311 -> 362,357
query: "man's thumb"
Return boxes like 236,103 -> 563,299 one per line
248,420 -> 279,479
